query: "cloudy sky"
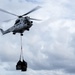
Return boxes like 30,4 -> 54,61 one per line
0,0 -> 75,75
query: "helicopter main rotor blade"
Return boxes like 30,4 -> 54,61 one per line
0,8 -> 18,17
2,18 -> 16,22
30,18 -> 42,21
22,6 -> 41,16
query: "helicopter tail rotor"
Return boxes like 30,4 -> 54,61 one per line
0,28 -> 5,35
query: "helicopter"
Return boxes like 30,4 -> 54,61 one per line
0,6 -> 41,36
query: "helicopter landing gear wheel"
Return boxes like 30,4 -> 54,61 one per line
21,33 -> 23,36
13,32 -> 16,35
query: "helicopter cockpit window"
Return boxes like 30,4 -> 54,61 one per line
15,20 -> 20,24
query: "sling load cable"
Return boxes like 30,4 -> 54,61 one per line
20,35 -> 27,71
20,35 -> 24,61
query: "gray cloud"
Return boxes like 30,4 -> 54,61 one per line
0,0 -> 75,75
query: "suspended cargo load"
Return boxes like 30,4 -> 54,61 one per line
16,35 -> 27,72
16,60 -> 27,71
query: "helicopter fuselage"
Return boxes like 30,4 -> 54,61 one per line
13,17 -> 33,34
0,17 -> 33,36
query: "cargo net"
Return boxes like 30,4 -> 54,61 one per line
16,36 -> 27,72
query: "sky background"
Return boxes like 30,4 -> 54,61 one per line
0,0 -> 75,75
